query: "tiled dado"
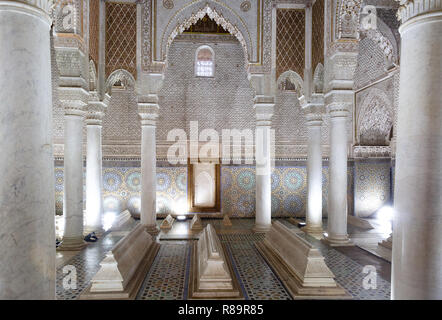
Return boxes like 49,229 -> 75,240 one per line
53,161 -> 396,219
54,166 -> 187,216
221,165 -> 354,218
354,159 -> 392,218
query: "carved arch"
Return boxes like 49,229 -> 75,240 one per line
313,63 -> 324,94
161,2 -> 252,65
357,88 -> 393,146
276,70 -> 304,96
105,69 -> 136,95
89,60 -> 97,92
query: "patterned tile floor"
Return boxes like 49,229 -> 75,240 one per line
137,241 -> 191,300
56,218 -> 391,300
56,220 -> 137,300
278,219 -> 391,300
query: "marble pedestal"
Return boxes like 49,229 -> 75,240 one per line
256,221 -> 349,299
81,224 -> 160,299
189,224 -> 242,299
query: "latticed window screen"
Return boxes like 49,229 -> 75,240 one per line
89,0 -> 99,67
276,9 -> 305,80
105,2 -> 137,78
312,0 -> 325,71
195,47 -> 214,77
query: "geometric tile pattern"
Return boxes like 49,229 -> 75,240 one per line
89,0 -> 99,67
354,35 -> 388,89
56,219 -> 390,300
54,166 -> 187,216
220,234 -> 292,300
56,232 -> 126,300
53,163 -> 356,218
137,233 -> 291,300
277,219 -> 390,300
221,165 -> 355,218
102,87 -> 141,144
312,0 -> 325,71
276,9 -> 305,80
354,160 -> 391,218
105,2 -> 137,78
157,38 -> 255,144
137,241 -> 191,300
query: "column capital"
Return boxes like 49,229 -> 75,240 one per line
299,93 -> 324,109
59,87 -> 89,117
300,93 -> 325,127
138,95 -> 159,126
62,100 -> 87,117
0,1 -> 54,23
326,103 -> 351,119
85,92 -> 109,125
324,89 -> 354,106
325,44 -> 358,92
396,0 -> 442,26
254,95 -> 274,126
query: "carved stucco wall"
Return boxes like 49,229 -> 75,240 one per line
157,35 -> 255,145
355,76 -> 396,148
102,87 -> 141,156
49,1 -> 401,162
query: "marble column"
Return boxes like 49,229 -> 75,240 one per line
392,2 -> 442,300
253,97 -> 275,233
59,97 -> 87,250
323,104 -> 352,246
138,97 -> 160,235
303,106 -> 324,235
0,0 -> 55,299
84,95 -> 107,235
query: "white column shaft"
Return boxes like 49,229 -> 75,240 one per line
0,2 -> 55,299
62,114 -> 85,248
85,124 -> 103,233
306,123 -> 323,231
255,125 -> 272,231
327,115 -> 349,242
392,11 -> 442,299
141,124 -> 157,228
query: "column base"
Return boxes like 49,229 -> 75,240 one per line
84,227 -> 105,238
302,225 -> 324,237
145,224 -> 160,236
321,234 -> 354,247
57,236 -> 87,251
253,223 -> 272,233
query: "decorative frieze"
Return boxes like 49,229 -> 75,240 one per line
396,0 -> 442,24
353,145 -> 392,158
10,0 -> 54,13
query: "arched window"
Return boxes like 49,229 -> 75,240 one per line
195,45 -> 214,77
